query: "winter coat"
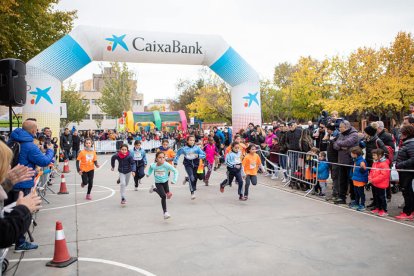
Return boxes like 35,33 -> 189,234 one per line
286,128 -> 302,151
378,130 -> 395,151
326,134 -> 339,163
351,156 -> 368,183
278,131 -> 288,154
265,133 -> 276,147
361,135 -> 389,168
130,147 -> 147,166
9,128 -> 54,189
72,135 -> 81,151
368,157 -> 390,189
0,204 -> 32,248
60,133 -> 73,150
204,144 -> 218,165
269,144 -> 280,164
396,138 -> 414,189
215,130 -> 225,144
314,130 -> 328,152
111,152 -> 136,174
313,161 -> 329,181
333,127 -> 359,165
174,145 -> 206,168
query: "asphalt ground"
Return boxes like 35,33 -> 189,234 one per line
5,153 -> 414,276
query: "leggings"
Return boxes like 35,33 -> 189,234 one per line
155,182 -> 170,212
134,165 -> 145,187
244,175 -> 257,196
184,165 -> 198,194
205,162 -> 213,182
227,167 -> 243,195
119,172 -> 131,199
81,170 -> 94,195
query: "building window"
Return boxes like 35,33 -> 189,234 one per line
83,114 -> 91,120
105,115 -> 116,120
92,114 -> 104,120
91,99 -> 96,105
134,100 -> 142,106
82,99 -> 88,105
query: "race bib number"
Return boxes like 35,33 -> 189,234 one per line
134,152 -> 142,160
186,153 -> 197,160
249,163 -> 256,170
86,154 -> 94,162
235,157 -> 241,163
155,170 -> 166,177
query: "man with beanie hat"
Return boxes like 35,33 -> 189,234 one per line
325,122 -> 339,201
361,124 -> 389,209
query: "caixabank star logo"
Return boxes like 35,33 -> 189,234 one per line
105,34 -> 129,52
243,92 -> 259,108
29,87 -> 53,105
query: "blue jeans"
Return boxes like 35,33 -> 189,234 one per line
279,155 -> 288,178
354,186 -> 365,206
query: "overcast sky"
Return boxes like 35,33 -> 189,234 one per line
57,0 -> 414,105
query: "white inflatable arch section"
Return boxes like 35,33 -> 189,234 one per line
23,26 -> 261,134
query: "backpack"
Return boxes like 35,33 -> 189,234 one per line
8,141 -> 21,168
375,139 -> 394,164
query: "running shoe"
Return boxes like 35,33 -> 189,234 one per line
135,187 -> 138,191
243,196 -> 248,200
86,194 -> 92,200
377,210 -> 388,217
149,185 -> 156,193
164,212 -> 171,219
117,178 -> 120,184
14,241 -> 38,252
356,205 -> 366,212
281,178 -> 288,183
191,193 -> 196,200
220,186 -> 224,193
349,204 -> 359,210
121,198 -> 126,205
182,178 -> 187,185
371,208 -> 380,214
239,195 -> 246,201
395,212 -> 414,220
81,183 -> 85,188
271,175 -> 278,180
166,192 -> 173,199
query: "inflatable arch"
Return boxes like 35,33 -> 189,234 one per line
23,26 -> 261,135
125,110 -> 188,132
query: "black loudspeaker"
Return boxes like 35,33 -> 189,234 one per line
0,58 -> 27,107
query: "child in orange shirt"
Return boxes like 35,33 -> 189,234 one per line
76,138 -> 100,200
157,139 -> 176,165
241,144 -> 265,200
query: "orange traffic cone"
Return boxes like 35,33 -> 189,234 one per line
58,175 -> 69,194
46,221 -> 77,268
63,159 -> 70,173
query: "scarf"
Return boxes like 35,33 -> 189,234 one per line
118,151 -> 129,159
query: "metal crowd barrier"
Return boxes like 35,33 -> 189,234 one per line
287,150 -> 319,196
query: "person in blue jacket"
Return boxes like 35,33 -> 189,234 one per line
111,144 -> 136,205
214,126 -> 226,145
313,151 -> 330,197
6,119 -> 54,252
173,135 -> 206,200
131,140 -> 147,191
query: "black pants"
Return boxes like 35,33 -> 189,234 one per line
81,170 -> 94,194
227,167 -> 243,195
155,182 -> 170,213
244,175 -> 257,197
184,165 -> 198,194
134,165 -> 145,187
373,186 -> 387,211
401,178 -> 414,215
338,165 -> 354,201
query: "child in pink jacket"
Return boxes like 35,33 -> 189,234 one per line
203,136 -> 219,185
368,149 -> 391,217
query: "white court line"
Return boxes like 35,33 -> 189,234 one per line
8,257 -> 156,276
214,170 -> 414,230
95,160 -> 108,171
40,185 -> 115,212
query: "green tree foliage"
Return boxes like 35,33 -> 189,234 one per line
0,0 -> 77,61
97,63 -> 133,118
60,83 -> 89,127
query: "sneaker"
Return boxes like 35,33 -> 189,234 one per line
134,187 -> 138,191
14,241 -> 38,252
182,178 -> 187,185
243,196 -> 248,200
371,208 -> 380,214
117,178 -> 120,184
271,175 -> 278,180
318,193 -> 326,197
166,192 -> 173,199
349,204 -> 359,210
239,195 -> 244,201
357,205 -> 366,212
121,198 -> 126,205
164,212 -> 171,219
378,210 -> 388,217
395,212 -> 414,220
334,198 -> 346,205
281,178 -> 288,183
348,200 -> 356,208
81,183 -> 85,188
264,172 -> 271,177
220,186 -> 224,193
86,194 -> 92,200
191,193 -> 196,200
149,186 -> 156,193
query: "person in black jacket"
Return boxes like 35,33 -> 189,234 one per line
111,144 -> 136,205
286,122 -> 302,151
278,123 -> 289,182
1,142 -> 41,249
325,123 -> 339,200
395,125 -> 414,220
313,123 -> 328,152
60,128 -> 73,160
72,130 -> 81,159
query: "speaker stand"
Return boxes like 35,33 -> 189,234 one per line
9,103 -> 12,133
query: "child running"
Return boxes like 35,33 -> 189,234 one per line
111,144 -> 136,205
369,149 -> 391,216
350,146 -> 368,211
146,151 -> 179,219
220,142 -> 244,199
203,136 -> 219,186
241,144 -> 265,200
131,140 -> 147,191
76,138 -> 100,200
157,139 -> 176,165
173,135 -> 206,200
219,135 -> 245,188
